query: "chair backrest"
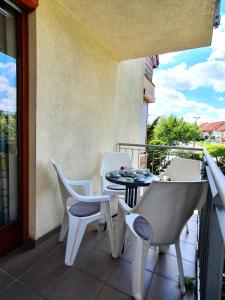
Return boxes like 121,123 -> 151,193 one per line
100,152 -> 132,176
163,157 -> 201,181
136,181 -> 208,245
100,152 -> 132,193
52,160 -> 79,207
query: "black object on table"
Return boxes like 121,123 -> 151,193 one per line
105,171 -> 157,208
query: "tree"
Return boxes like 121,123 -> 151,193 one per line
147,117 -> 160,143
153,115 -> 201,146
147,139 -> 167,174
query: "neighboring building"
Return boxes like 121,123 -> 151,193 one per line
199,121 -> 225,141
216,123 -> 225,142
199,123 -> 208,130
141,56 -> 159,144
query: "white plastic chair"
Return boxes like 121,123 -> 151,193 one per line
115,180 -> 208,300
100,152 -> 132,197
52,160 -> 115,266
161,157 -> 201,181
160,157 -> 202,233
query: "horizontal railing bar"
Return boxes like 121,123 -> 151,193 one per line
204,149 -> 225,211
206,166 -> 218,199
118,142 -> 203,151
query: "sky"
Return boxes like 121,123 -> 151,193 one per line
0,52 -> 16,113
149,1 -> 225,125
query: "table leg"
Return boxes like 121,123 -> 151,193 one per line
125,187 -> 138,208
125,187 -> 128,204
134,187 -> 137,206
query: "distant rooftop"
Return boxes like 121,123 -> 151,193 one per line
199,121 -> 225,132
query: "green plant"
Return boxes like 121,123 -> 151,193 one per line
197,142 -> 225,174
184,276 -> 196,290
171,150 -> 202,161
147,139 -> 167,174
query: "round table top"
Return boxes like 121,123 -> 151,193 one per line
105,171 -> 160,188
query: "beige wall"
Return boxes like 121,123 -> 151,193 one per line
29,0 -> 145,239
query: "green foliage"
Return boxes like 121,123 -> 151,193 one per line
0,111 -> 17,154
147,117 -> 160,143
171,150 -> 202,161
184,276 -> 196,290
197,142 -> 225,174
147,139 -> 167,174
206,144 -> 225,162
153,115 -> 201,146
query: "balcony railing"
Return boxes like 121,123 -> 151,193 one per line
118,142 -> 225,299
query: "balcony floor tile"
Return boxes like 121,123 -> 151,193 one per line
106,259 -> 153,297
0,281 -> 44,300
47,268 -> 103,300
146,274 -> 194,300
0,214 -> 197,300
154,253 -> 195,283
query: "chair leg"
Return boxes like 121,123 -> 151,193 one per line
65,216 -> 87,266
102,202 -> 115,257
185,222 -> 189,234
59,212 -> 69,242
114,205 -> 127,258
131,238 -> 150,300
175,241 -> 186,295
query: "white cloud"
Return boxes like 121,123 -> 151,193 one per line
0,73 -> 16,113
154,60 -> 225,93
0,62 -> 16,78
208,15 -> 225,61
148,87 -> 225,124
159,51 -> 183,65
0,97 -> 16,112
150,13 -> 225,124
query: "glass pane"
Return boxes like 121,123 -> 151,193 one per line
0,4 -> 18,226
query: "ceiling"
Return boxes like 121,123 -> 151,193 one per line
58,0 -> 218,60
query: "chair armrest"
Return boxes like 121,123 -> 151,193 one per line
66,179 -> 92,196
118,199 -> 136,214
78,194 -> 110,203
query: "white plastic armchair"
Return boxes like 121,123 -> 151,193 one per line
52,160 -> 115,266
160,157 -> 201,181
100,152 -> 132,197
160,157 -> 202,233
115,181 -> 208,300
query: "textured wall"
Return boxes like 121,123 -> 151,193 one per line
58,0 -> 216,59
29,0 -> 145,239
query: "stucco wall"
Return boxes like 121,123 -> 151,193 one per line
29,0 -> 145,239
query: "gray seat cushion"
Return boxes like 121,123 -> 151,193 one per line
69,202 -> 100,217
107,184 -> 126,190
133,216 -> 152,241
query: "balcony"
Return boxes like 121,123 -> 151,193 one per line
0,213 -> 197,300
0,143 -> 224,299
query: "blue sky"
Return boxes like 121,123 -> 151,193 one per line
150,1 -> 225,124
0,52 -> 16,113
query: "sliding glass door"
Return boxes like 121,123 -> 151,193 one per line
0,1 -> 22,256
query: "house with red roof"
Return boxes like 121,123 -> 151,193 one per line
199,121 -> 225,142
216,123 -> 225,142
199,122 -> 208,129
